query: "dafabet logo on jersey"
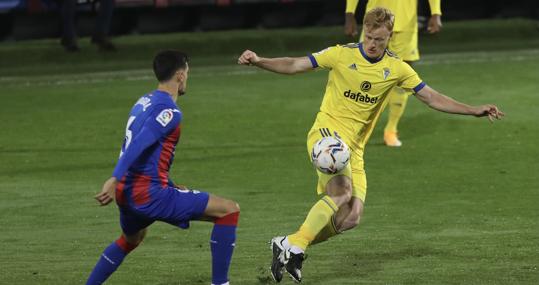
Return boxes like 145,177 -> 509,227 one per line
156,109 -> 174,127
343,90 -> 378,104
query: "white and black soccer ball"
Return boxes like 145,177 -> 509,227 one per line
311,136 -> 350,174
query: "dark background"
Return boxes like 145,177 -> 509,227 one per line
0,0 -> 538,41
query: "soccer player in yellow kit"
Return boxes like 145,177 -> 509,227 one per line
238,7 -> 503,283
345,0 -> 443,147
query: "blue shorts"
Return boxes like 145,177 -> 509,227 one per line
118,186 -> 210,235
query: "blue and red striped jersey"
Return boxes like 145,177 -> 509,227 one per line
112,90 -> 182,206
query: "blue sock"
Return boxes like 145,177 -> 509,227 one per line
210,212 -> 239,285
86,239 -> 131,285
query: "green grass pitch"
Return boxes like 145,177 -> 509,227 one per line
0,20 -> 538,284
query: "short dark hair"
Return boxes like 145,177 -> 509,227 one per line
153,50 -> 189,82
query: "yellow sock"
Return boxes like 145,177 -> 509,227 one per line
310,215 -> 339,246
384,87 -> 410,133
288,196 -> 338,251
346,0 -> 359,13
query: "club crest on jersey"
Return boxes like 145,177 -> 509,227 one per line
156,109 -> 174,127
348,63 -> 357,70
383,68 -> 391,80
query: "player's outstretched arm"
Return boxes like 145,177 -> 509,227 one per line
415,85 -> 505,122
237,50 -> 313,75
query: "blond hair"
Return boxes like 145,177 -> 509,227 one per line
363,7 -> 394,32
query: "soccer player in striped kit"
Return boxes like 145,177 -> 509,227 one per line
86,50 -> 239,285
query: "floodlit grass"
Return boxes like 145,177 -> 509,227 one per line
0,20 -> 538,284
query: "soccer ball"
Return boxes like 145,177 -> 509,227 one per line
311,136 -> 350,174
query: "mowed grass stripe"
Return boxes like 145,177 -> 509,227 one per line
1,48 -> 538,87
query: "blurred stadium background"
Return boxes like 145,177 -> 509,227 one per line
0,0 -> 538,40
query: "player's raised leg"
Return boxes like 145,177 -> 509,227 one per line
281,175 -> 352,282
86,229 -> 147,285
329,165 -> 366,235
199,194 -> 240,285
309,150 -> 367,246
310,196 -> 364,246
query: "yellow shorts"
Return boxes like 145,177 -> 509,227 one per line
388,30 -> 419,62
307,123 -> 367,202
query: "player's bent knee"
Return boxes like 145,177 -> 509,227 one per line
329,191 -> 352,208
327,176 -> 353,206
347,205 -> 363,228
124,228 -> 147,245
338,212 -> 361,232
348,214 -> 361,228
204,195 -> 240,219
330,175 -> 352,189
215,209 -> 240,226
228,201 -> 240,214
220,199 -> 240,215
117,233 -> 143,254
327,176 -> 353,197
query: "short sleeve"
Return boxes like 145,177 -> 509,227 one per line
146,105 -> 182,137
309,45 -> 342,69
398,61 -> 425,93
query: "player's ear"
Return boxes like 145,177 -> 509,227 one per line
176,69 -> 186,82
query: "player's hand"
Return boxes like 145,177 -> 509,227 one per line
238,50 -> 260,65
473,104 -> 505,122
427,14 -> 442,34
344,13 -> 358,37
95,177 -> 117,206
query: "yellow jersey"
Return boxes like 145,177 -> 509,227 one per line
347,0 -> 442,32
309,43 -> 424,149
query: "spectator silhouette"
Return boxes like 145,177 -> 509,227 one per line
60,0 -> 116,52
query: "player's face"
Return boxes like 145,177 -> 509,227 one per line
362,26 -> 391,58
178,64 -> 189,96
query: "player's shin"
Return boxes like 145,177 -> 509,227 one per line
210,211 -> 240,285
310,215 -> 340,246
288,196 -> 338,251
86,236 -> 139,285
